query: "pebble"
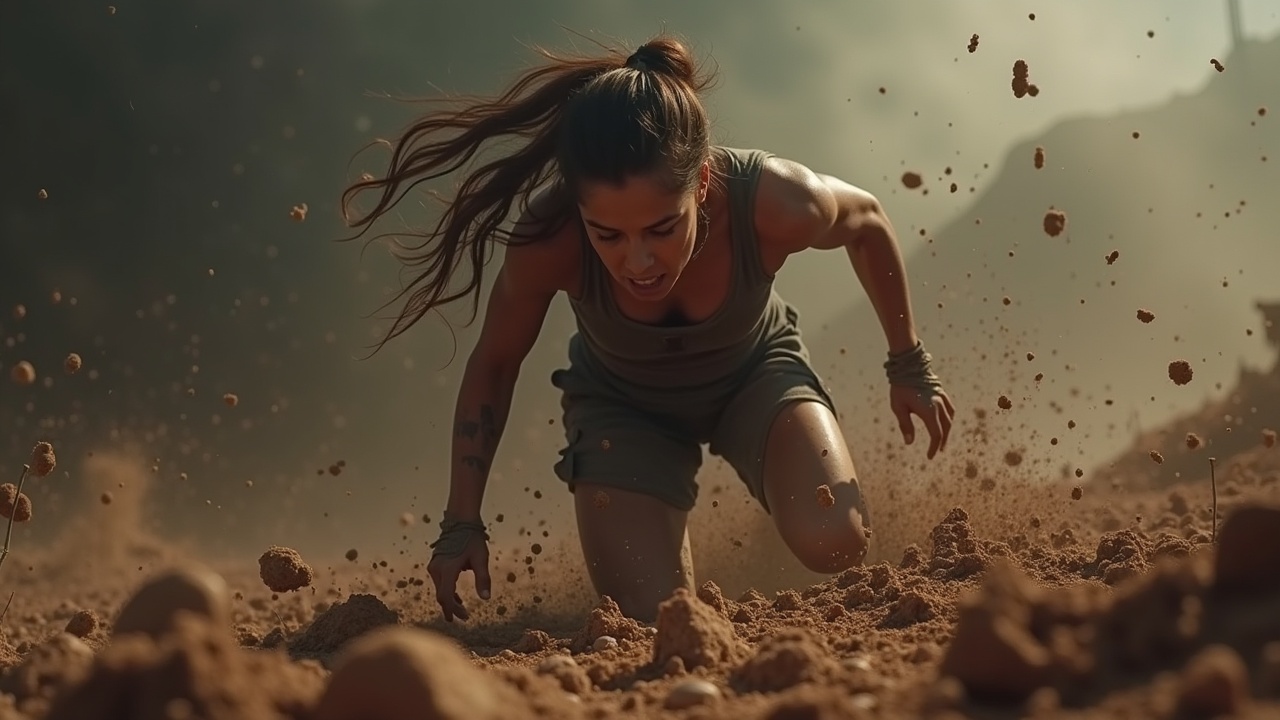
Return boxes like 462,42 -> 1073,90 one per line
592,635 -> 618,652
664,678 -> 721,710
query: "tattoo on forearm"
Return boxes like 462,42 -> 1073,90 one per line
455,404 -> 500,476
454,419 -> 479,440
461,455 -> 489,473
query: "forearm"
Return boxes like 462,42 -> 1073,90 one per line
844,216 -> 920,356
445,358 -> 518,521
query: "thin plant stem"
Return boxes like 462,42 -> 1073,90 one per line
1208,456 -> 1218,540
0,464 -> 29,574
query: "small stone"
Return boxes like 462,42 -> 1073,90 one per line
592,635 -> 618,652
664,678 -> 721,710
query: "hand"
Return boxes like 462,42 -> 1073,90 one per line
890,383 -> 955,459
426,531 -> 491,622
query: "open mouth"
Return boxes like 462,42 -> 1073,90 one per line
627,275 -> 664,289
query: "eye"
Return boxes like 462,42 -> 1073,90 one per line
594,232 -> 621,242
652,226 -> 676,237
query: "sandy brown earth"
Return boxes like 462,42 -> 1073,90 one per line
0,420 -> 1275,719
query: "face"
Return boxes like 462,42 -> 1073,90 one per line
578,162 -> 710,302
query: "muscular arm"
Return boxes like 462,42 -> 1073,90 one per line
445,210 -> 573,521
755,157 -> 920,355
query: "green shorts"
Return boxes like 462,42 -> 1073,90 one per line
549,336 -> 836,514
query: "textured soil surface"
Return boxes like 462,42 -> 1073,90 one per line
0,431 -> 1276,719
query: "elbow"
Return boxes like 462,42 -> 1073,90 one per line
465,346 -> 522,389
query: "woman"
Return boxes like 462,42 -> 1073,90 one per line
342,35 -> 955,623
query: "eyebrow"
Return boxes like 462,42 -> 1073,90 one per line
583,212 -> 682,233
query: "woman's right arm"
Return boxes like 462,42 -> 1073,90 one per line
444,214 -> 573,522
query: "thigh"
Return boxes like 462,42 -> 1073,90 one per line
573,483 -> 694,623
710,361 -> 869,573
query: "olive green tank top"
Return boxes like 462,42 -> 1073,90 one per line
566,146 -> 801,404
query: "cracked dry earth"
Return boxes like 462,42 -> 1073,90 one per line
0,443 -> 1278,720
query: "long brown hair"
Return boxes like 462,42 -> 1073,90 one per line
340,34 -> 717,355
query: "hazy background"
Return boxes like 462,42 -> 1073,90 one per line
1,0 -> 1278,614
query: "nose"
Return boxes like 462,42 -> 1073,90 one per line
623,238 -> 654,274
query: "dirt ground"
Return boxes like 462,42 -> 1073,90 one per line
0,407 -> 1276,720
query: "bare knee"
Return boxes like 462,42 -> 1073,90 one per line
790,521 -> 869,574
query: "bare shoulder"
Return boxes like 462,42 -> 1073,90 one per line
752,156 -> 840,256
500,185 -> 582,297
752,155 -> 883,256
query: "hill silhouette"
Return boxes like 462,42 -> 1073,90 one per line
803,34 -> 1280,494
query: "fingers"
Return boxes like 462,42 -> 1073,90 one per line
893,401 -> 915,446
473,557 -> 492,601
429,560 -> 468,622
922,406 -> 944,459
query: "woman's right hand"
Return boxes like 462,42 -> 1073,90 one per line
427,526 -> 492,622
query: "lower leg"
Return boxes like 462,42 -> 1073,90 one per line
573,482 -> 694,622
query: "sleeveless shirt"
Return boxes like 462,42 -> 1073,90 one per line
563,147 -> 803,411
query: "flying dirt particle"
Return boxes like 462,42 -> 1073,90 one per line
258,545 -> 314,593
1002,296 -> 1012,306
1071,486 -> 1083,501
815,485 -> 835,507
1033,146 -> 1045,169
1263,429 -> 1276,448
1168,360 -> 1194,386
1147,30 -> 1155,38
345,548 -> 358,561
100,492 -> 113,505
878,86 -> 886,94
1137,309 -> 1156,323
63,353 -> 82,374
328,464 -> 342,476
1211,58 -> 1225,72
967,34 -> 979,53
1106,250 -> 1120,265
10,361 -> 36,386
1150,450 -> 1165,464
1004,450 -> 1024,467
65,609 -> 101,638
222,393 -> 239,408
289,203 -> 308,222
1186,433 -> 1202,450
1132,131 -> 1140,139
179,472 -> 188,481
964,462 -> 979,479
1026,352 -> 1036,361
1068,420 -> 1077,429
12,304 -> 26,320
30,441 -> 56,477
0,484 -> 32,523
665,678 -> 722,710
600,438 -> 611,451
108,5 -> 116,13
531,543 -> 543,555
901,171 -> 923,190
399,512 -> 415,527
1075,468 -> 1084,478
1042,209 -> 1067,237
997,395 -> 1012,410
980,477 -> 996,492
1028,12 -> 1035,20
1260,107 -> 1269,117
37,188 -> 50,200
1034,372 -> 1044,382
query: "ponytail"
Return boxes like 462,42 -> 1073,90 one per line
341,35 -> 715,354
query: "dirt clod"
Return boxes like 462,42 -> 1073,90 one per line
1168,360 -> 1194,386
258,545 -> 314,593
815,484 -> 835,507
1043,209 -> 1067,237
0,484 -> 33,522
